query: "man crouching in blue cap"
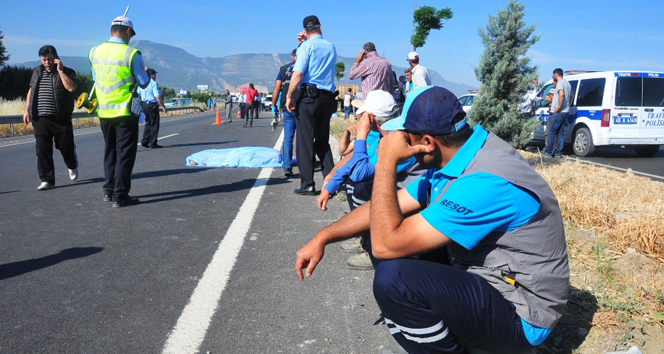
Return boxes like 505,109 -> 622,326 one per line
295,86 -> 570,353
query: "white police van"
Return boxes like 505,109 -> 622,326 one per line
531,71 -> 664,157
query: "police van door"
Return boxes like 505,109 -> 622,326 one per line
642,73 -> 664,139
613,74 -> 642,139
532,82 -> 556,141
564,80 -> 579,144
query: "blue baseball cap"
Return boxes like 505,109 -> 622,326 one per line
381,86 -> 467,135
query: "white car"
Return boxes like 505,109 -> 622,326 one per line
457,94 -> 476,113
531,71 -> 664,157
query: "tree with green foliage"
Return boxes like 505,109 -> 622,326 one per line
0,27 -> 9,67
74,71 -> 94,99
335,62 -> 345,88
0,65 -> 31,100
160,85 -> 176,101
411,5 -> 453,51
468,0 -> 540,149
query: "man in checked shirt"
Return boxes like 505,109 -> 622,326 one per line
349,42 -> 396,96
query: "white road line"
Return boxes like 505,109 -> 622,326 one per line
162,129 -> 285,354
137,133 -> 179,146
159,133 -> 179,140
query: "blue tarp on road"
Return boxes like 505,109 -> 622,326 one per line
186,147 -> 283,168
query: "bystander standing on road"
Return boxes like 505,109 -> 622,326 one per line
242,83 -> 259,128
224,89 -> 233,122
272,49 -> 298,177
543,68 -> 571,158
252,90 -> 260,121
349,42 -> 395,95
353,89 -> 363,117
22,45 -> 79,191
238,91 -> 246,122
406,51 -> 431,89
89,13 -> 149,207
138,68 -> 167,149
286,15 -> 337,196
296,86 -> 569,353
404,67 -> 413,96
343,88 -> 352,119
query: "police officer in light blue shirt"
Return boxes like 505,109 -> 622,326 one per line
137,68 -> 167,148
286,15 -> 337,196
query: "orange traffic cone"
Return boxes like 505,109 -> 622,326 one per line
237,108 -> 241,117
213,109 -> 222,125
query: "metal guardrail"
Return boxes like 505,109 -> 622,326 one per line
0,106 -> 204,136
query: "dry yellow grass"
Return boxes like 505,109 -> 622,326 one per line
525,152 -> 664,261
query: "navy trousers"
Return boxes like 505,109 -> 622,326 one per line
100,115 -> 139,201
373,259 -> 532,353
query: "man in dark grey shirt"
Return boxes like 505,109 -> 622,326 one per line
22,45 -> 79,191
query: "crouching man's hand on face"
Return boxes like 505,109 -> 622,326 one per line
377,130 -> 429,167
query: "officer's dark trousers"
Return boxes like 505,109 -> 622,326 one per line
100,115 -> 138,201
295,90 -> 336,189
33,116 -> 78,185
252,102 -> 260,120
141,101 -> 160,146
373,259 -> 532,353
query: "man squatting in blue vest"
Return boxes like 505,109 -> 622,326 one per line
295,86 -> 570,353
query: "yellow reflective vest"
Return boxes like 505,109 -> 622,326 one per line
89,42 -> 140,118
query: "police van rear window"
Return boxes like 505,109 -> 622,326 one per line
643,78 -> 664,107
616,77 -> 642,107
577,78 -> 605,107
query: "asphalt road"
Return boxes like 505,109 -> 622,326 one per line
0,110 -> 399,353
526,143 -> 664,181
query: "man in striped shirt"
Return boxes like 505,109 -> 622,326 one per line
22,45 -> 79,191
349,42 -> 396,96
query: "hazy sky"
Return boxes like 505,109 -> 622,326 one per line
2,0 -> 663,88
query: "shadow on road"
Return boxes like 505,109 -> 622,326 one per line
133,167 -> 215,180
0,190 -> 21,195
0,247 -> 104,280
137,177 -> 290,204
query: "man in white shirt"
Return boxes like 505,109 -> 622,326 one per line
406,52 -> 431,89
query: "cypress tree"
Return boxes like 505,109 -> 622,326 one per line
469,0 -> 541,148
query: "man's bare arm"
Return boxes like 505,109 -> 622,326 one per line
23,88 -> 32,124
555,89 -> 564,113
286,72 -> 302,112
55,59 -> 77,93
370,131 -> 450,259
272,80 -> 282,107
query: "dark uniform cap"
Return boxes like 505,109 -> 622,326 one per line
147,68 -> 157,76
303,15 -> 321,28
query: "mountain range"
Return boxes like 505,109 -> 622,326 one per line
12,40 -> 476,96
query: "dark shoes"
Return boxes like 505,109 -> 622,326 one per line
294,185 -> 315,196
142,143 -> 163,148
103,193 -> 112,202
112,196 -> 140,208
284,168 -> 293,177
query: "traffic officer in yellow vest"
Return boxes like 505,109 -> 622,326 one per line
89,13 -> 150,208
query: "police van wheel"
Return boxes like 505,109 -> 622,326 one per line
634,145 -> 660,157
573,127 -> 595,157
